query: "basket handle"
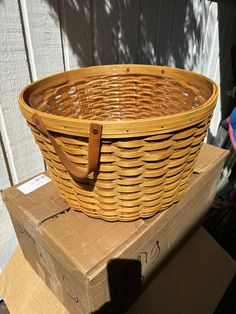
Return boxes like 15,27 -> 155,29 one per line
32,113 -> 102,181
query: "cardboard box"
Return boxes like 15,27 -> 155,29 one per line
1,228 -> 235,314
2,144 -> 228,313
0,247 -> 68,314
128,228 -> 236,314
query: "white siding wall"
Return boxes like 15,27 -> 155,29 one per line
0,0 -> 236,271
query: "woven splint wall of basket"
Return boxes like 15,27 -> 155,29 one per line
19,65 -> 218,221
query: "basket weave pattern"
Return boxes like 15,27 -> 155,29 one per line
29,118 -> 210,221
32,74 -> 206,120
19,65 -> 217,221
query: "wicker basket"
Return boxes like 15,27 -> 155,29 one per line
18,65 -> 218,221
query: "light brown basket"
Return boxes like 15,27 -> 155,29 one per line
18,65 -> 218,221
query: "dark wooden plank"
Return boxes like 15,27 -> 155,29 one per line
155,0 -> 175,66
60,0 -> 93,68
118,0 -> 140,63
92,0 -> 118,65
170,0 -> 203,70
138,0 -> 159,64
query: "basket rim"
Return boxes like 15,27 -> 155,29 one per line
18,64 -> 218,138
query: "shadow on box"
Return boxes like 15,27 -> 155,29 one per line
95,258 -> 143,314
95,224 -> 202,313
96,233 -> 163,313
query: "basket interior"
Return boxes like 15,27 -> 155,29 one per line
29,73 -> 211,121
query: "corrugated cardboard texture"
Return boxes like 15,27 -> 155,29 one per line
1,229 -> 235,314
128,228 -> 236,314
2,144 -> 229,313
0,247 -> 68,314
193,143 -> 223,173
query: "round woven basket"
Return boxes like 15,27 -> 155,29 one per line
18,65 -> 218,221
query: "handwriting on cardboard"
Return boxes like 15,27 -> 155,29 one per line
15,223 -> 80,304
137,240 -> 161,266
17,174 -> 51,194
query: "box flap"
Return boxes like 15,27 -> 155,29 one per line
194,144 -> 228,173
128,228 -> 236,314
0,247 -> 68,314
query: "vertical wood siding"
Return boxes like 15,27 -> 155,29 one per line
21,0 -> 65,79
0,0 -> 236,270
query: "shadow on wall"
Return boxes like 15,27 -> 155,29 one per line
45,0 -> 205,69
207,1 -> 236,144
44,0 -> 236,142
